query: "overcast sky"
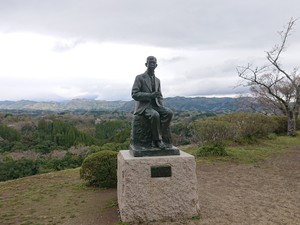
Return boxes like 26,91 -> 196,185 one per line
0,0 -> 299,101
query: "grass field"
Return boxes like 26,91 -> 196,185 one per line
0,134 -> 299,225
182,133 -> 300,164
0,168 -> 118,225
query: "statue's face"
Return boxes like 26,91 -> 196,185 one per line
146,58 -> 157,71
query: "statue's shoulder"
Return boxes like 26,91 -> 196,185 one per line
135,72 -> 147,80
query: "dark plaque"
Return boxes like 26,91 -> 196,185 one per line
151,165 -> 172,178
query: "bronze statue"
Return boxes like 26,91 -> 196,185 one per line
130,56 -> 179,157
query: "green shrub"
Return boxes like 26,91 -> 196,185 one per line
220,113 -> 279,141
271,116 -> 287,134
89,140 -> 129,153
190,113 -> 283,146
267,133 -> 277,140
271,116 -> 300,135
171,121 -> 192,145
193,145 -> 228,157
190,119 -> 234,146
80,150 -> 118,188
38,153 -> 84,173
0,159 -> 39,181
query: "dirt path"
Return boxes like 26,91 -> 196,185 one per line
193,148 -> 300,225
1,148 -> 299,225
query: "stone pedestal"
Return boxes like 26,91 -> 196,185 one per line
117,150 -> 200,223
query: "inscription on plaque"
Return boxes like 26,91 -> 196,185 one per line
151,165 -> 172,178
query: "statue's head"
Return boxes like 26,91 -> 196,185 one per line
145,56 -> 157,71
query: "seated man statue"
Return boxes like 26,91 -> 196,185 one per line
130,56 -> 179,156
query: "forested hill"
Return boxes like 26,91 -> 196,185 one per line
0,97 -> 251,113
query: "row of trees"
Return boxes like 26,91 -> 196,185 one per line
0,116 -> 131,181
1,110 -> 298,182
37,119 -> 95,150
0,118 -> 131,154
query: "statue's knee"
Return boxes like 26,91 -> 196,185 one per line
167,109 -> 173,119
152,111 -> 160,121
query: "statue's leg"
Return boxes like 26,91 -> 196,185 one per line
144,108 -> 161,141
154,107 -> 173,144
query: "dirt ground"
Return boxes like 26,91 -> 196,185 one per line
143,147 -> 300,225
193,148 -> 300,225
0,147 -> 299,225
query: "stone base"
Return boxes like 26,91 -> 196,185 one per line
117,150 -> 200,223
129,144 -> 180,157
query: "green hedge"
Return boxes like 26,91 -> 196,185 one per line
80,150 -> 118,188
0,159 -> 39,181
190,119 -> 234,146
190,113 -> 283,146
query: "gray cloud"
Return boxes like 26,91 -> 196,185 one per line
0,0 -> 300,101
1,0 -> 300,49
52,39 -> 85,52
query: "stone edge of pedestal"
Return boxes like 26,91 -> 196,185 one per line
120,149 -> 193,159
129,145 -> 180,157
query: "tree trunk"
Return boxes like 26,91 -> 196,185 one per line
287,111 -> 296,136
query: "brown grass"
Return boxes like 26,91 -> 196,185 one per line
1,136 -> 300,225
0,169 -> 118,225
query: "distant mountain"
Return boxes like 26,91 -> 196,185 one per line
164,97 -> 242,112
0,97 -> 252,113
0,99 -> 125,111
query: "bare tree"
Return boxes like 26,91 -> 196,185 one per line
237,18 -> 300,136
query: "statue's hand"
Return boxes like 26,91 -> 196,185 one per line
151,92 -> 160,98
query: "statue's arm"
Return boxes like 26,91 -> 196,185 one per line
157,79 -> 164,105
131,76 -> 152,101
